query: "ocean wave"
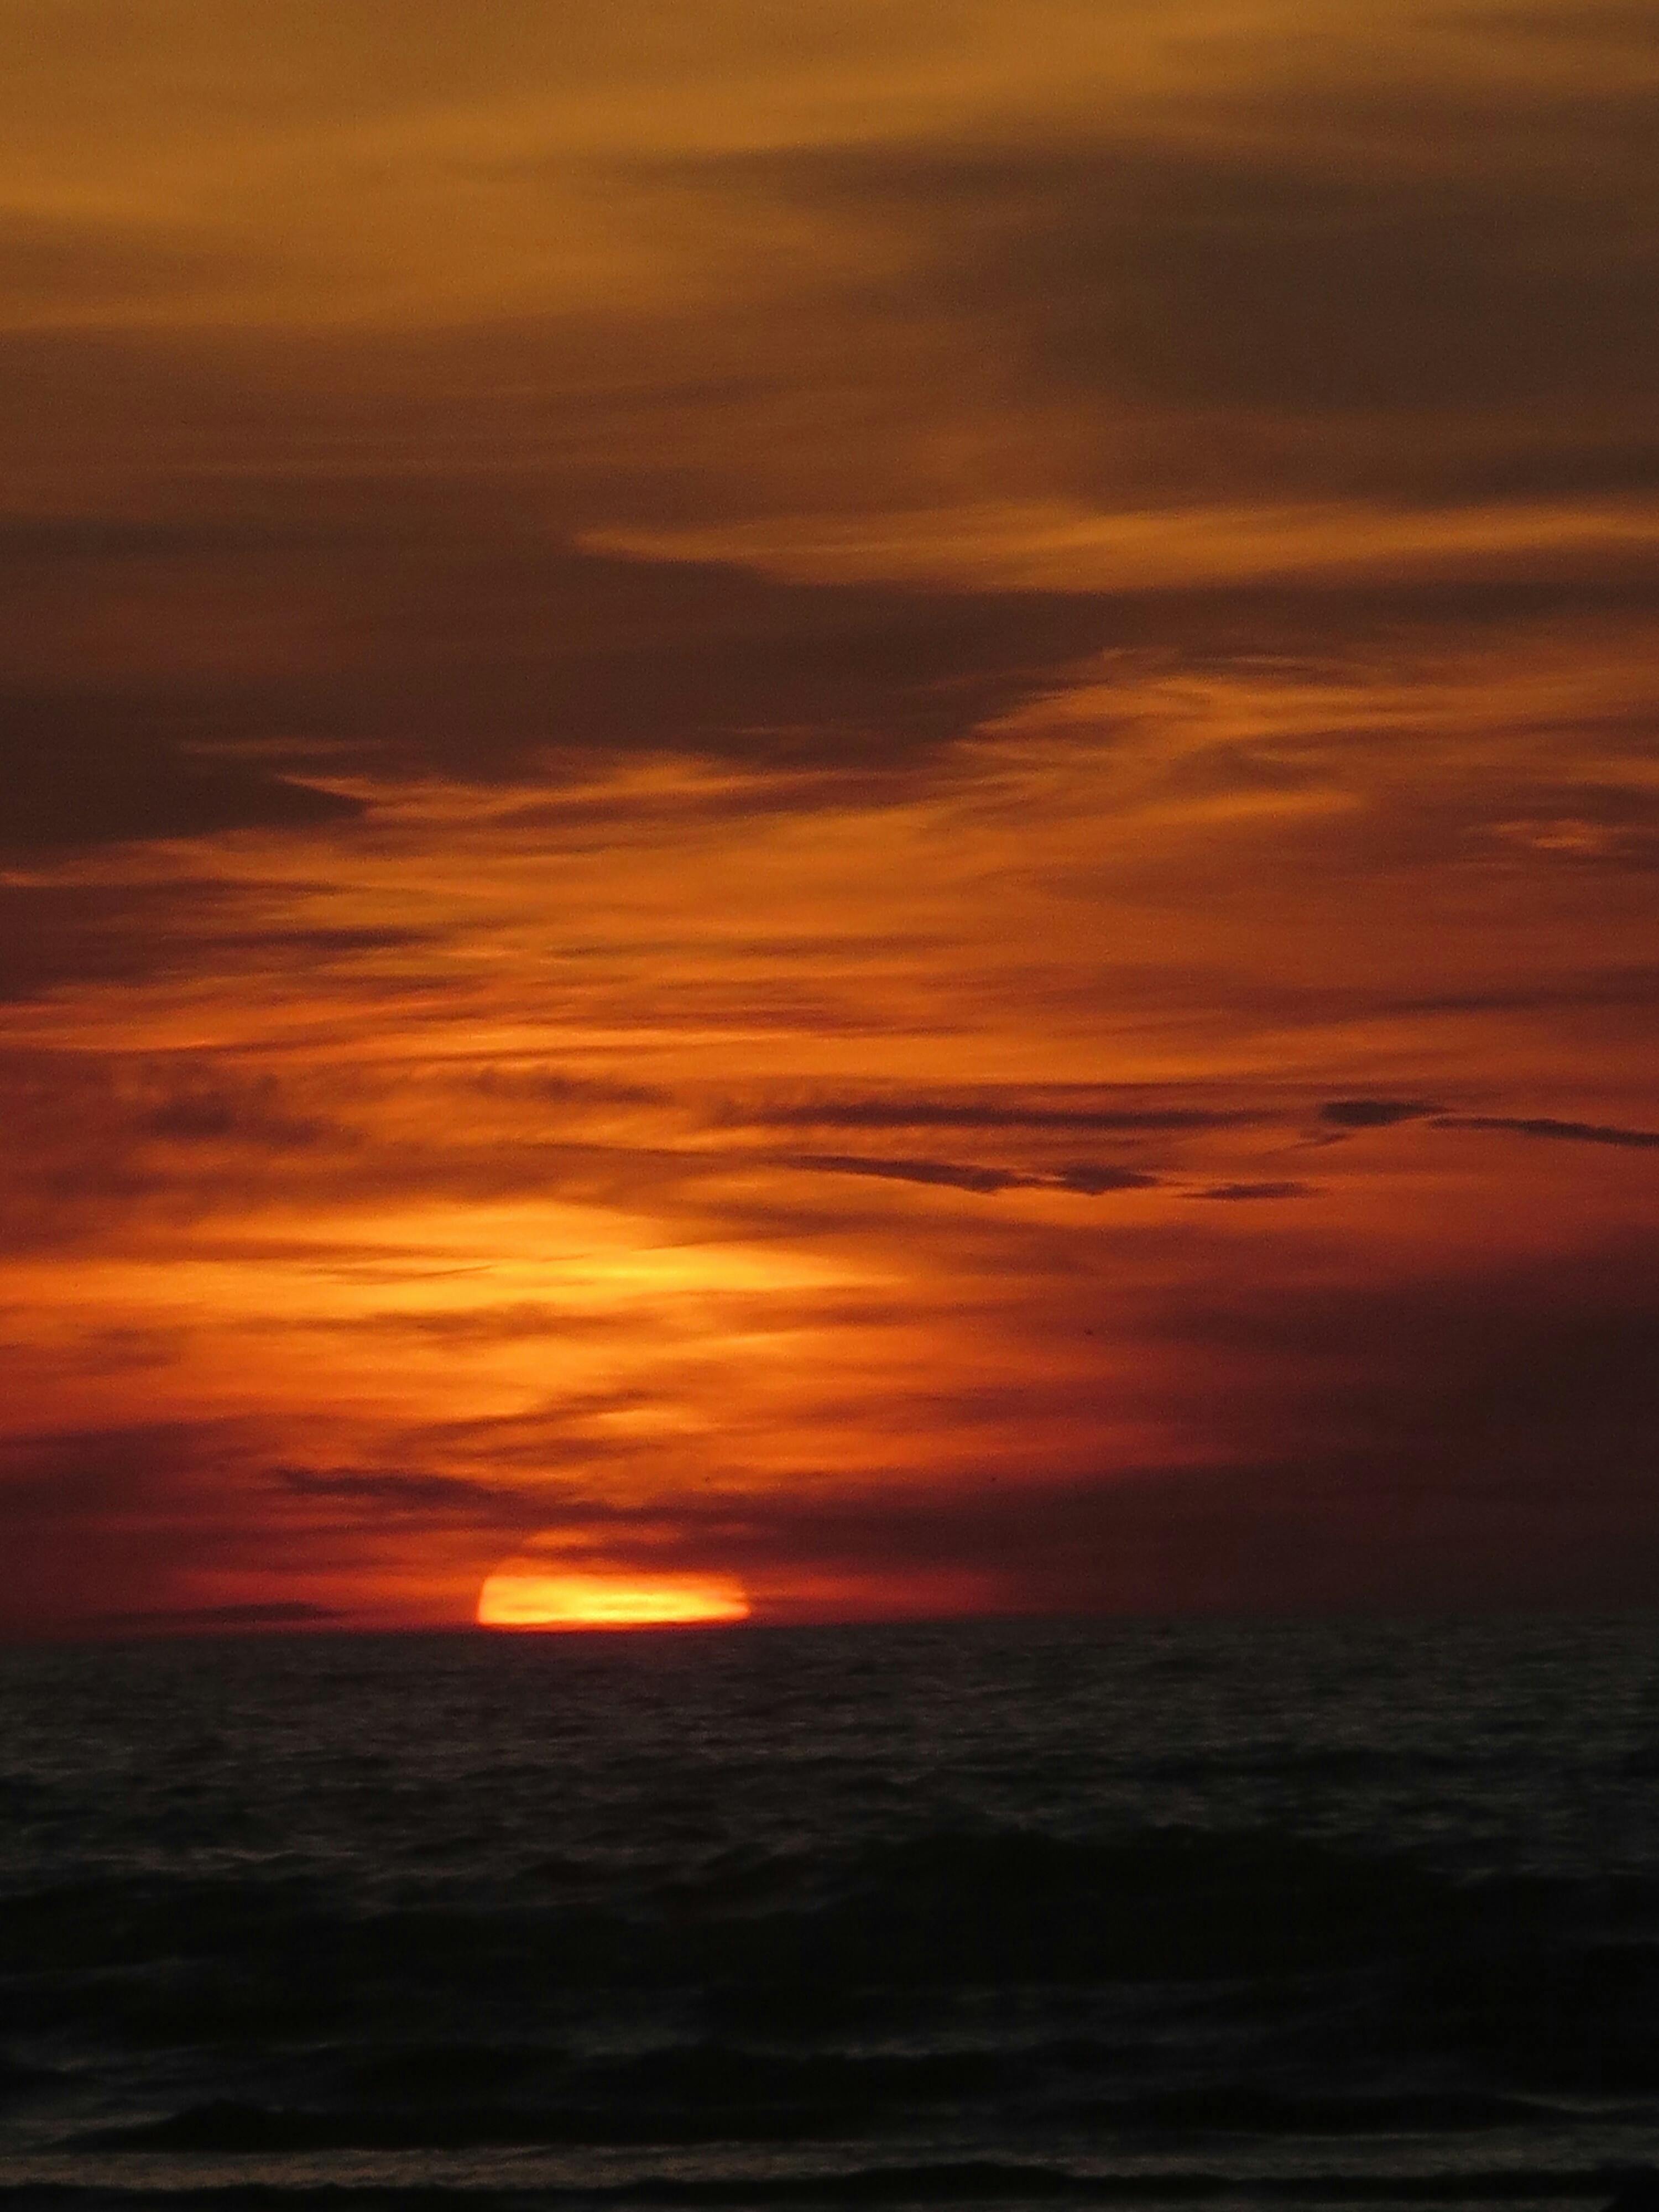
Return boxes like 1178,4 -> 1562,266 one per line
66,2085 -> 1580,2156
0,1830 -> 1605,1989
8,1624 -> 1659,2203
2,2159 -> 1640,2208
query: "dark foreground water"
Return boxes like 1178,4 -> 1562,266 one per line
3,1616 -> 1658,2212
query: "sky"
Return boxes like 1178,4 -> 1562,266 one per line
2,0 -> 1657,1639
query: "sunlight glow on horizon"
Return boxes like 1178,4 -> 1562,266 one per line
476,1567 -> 752,1631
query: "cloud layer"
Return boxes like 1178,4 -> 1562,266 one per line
1,0 -> 1655,1635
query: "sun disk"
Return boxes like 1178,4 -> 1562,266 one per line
476,1568 -> 751,1631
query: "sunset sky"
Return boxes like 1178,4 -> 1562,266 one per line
3,0 -> 1657,1638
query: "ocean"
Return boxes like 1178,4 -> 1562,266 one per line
2,1616 -> 1657,2212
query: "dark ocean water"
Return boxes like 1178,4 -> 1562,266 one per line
3,1616 -> 1658,2212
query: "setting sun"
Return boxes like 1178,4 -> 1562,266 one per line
476,1568 -> 752,1631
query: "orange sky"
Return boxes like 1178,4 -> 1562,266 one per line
2,0 -> 1656,1637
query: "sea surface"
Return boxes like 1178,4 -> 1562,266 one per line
2,1616 -> 1658,2212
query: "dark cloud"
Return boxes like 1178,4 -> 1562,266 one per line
0,1420 -> 279,1639
1053,1164 -> 1164,1194
1396,967 -> 1659,1014
369,546 -> 1110,775
1319,1098 -> 1443,1128
276,1466 -> 543,1522
0,878 -> 241,1000
141,1102 -> 325,1147
782,1152 -> 1030,1194
3,759 -> 353,849
0,1419 -> 205,1520
0,1055 -> 364,1244
0,894 -> 432,1009
1,690 -> 366,851
499,1436 -> 1659,1621
1166,1239 -> 1659,1447
1067,117 -> 1650,420
1,469 -> 1650,862
0,513 -> 353,564
697,1240 -> 1659,1614
0,511 -> 1134,847
1432,1113 -> 1659,1149
689,72 -> 1659,504
289,1303 -> 607,1345
94,1601 -> 344,1631
1446,3 -> 1659,45
0,208 -> 269,312
784,1152 -> 1160,1196
473,1068 -> 672,1108
746,1093 -> 1254,1134
1193,1181 -> 1314,1201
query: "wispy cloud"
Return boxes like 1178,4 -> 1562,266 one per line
1432,1114 -> 1659,1150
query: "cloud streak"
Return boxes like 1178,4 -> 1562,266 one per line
782,1153 -> 1164,1197
1432,1114 -> 1659,1150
